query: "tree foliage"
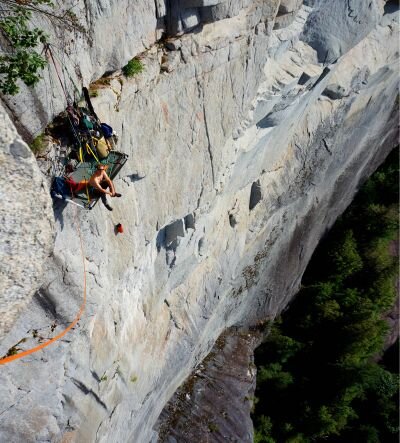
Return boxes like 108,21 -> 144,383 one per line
252,148 -> 399,442
0,0 -> 83,95
0,1 -> 52,94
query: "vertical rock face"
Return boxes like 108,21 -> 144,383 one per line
157,329 -> 260,443
0,104 -> 54,341
0,1 -> 398,442
302,0 -> 384,63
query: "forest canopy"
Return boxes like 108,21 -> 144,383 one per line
253,148 -> 399,443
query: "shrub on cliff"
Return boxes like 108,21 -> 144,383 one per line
122,58 -> 144,78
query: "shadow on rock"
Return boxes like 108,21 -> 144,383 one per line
52,198 -> 68,230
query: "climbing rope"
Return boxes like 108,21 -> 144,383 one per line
0,207 -> 87,365
44,43 -> 83,150
48,43 -> 82,103
44,43 -> 71,105
45,46 -> 104,163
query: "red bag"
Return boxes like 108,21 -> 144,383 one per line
65,177 -> 87,194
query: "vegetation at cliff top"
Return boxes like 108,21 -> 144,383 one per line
253,148 -> 399,442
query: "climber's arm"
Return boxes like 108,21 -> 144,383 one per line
104,172 -> 116,195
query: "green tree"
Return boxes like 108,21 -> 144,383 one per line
0,0 -> 83,95
257,363 -> 294,389
0,1 -> 51,94
254,415 -> 276,443
329,229 -> 363,280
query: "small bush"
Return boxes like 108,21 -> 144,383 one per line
122,58 -> 144,77
30,133 -> 46,154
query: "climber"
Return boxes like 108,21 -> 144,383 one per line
89,164 -> 122,211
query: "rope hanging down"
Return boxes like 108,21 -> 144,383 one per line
48,43 -> 82,103
44,43 -> 71,105
43,43 -> 85,158
0,207 -> 87,365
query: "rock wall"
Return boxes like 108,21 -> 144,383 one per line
0,1 -> 398,442
156,328 -> 260,443
0,105 -> 54,341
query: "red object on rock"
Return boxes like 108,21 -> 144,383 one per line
116,223 -> 123,234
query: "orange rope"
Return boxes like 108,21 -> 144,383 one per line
0,207 -> 86,365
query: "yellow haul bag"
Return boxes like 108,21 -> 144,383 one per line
96,137 -> 110,159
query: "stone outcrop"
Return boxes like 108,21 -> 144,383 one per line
302,0 -> 384,63
156,328 -> 260,443
0,1 -> 398,442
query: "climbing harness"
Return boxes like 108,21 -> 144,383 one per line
0,206 -> 86,365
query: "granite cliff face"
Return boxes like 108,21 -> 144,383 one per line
0,0 -> 398,442
0,109 -> 54,342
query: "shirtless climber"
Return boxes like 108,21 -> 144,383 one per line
89,164 -> 121,211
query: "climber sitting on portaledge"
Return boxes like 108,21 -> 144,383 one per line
89,164 -> 122,211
